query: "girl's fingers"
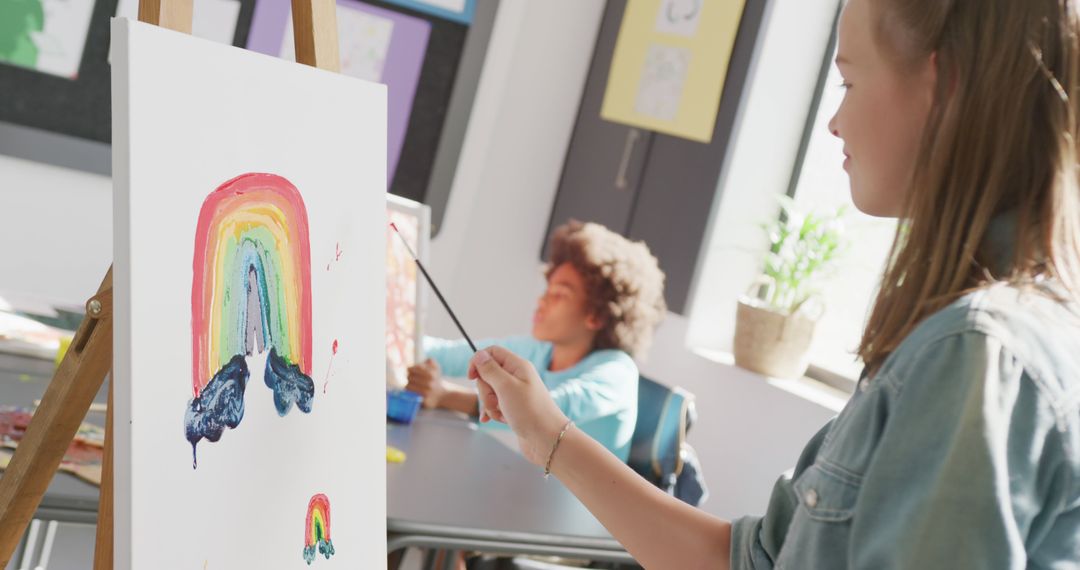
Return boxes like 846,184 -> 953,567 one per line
483,345 -> 535,378
470,349 -> 520,391
477,378 -> 503,419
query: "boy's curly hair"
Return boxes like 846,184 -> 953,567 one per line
545,220 -> 667,360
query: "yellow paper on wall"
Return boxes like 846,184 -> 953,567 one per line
600,0 -> 747,143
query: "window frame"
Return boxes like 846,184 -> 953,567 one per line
783,5 -> 861,392
685,0 -> 869,392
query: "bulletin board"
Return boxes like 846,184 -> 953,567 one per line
0,0 -> 498,235
0,0 -> 256,143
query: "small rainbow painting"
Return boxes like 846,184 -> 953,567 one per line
184,173 -> 316,467
303,493 -> 336,564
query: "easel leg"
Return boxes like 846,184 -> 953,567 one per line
0,269 -> 113,566
93,378 -> 114,570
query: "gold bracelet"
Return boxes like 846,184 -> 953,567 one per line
544,420 -> 574,479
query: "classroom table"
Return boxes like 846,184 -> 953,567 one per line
0,352 -> 102,569
0,352 -> 103,525
386,410 -> 636,564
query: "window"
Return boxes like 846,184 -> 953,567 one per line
685,2 -> 896,385
788,58 -> 898,381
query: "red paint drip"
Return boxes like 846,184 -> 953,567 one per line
322,339 -> 339,394
326,243 -> 343,272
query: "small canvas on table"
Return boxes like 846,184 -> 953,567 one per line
111,18 -> 386,569
385,194 -> 429,387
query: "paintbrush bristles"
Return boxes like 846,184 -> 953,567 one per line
390,223 -> 420,260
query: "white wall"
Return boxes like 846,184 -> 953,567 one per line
0,154 -> 112,304
0,0 -> 840,524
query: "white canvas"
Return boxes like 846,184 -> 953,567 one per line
111,18 -> 386,570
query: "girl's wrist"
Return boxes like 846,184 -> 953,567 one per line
528,411 -> 571,467
543,419 -> 575,478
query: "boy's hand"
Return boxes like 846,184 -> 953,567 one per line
406,358 -> 446,409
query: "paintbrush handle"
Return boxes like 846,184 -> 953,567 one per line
414,260 -> 478,353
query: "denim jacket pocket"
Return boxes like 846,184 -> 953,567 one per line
792,459 -> 862,523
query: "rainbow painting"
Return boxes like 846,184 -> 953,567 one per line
184,173 -> 316,468
303,493 -> 336,564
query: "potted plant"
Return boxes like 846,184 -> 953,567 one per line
734,197 -> 848,379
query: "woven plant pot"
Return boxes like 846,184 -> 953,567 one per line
733,299 -> 817,379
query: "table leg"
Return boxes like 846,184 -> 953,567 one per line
440,550 -> 459,570
422,549 -> 438,570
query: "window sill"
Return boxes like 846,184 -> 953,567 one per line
690,347 -> 852,413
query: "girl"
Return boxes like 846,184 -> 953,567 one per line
406,220 -> 666,461
467,0 -> 1080,567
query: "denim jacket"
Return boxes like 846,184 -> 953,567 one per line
731,282 -> 1080,569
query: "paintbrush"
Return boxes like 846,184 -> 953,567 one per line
390,223 -> 478,352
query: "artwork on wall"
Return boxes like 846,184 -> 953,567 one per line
112,18 -> 386,568
634,44 -> 690,122
601,0 -> 747,143
654,0 -> 704,37
0,0 -> 95,79
249,0 -> 431,185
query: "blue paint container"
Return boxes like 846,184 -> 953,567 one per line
387,390 -> 423,424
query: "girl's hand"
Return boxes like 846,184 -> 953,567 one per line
468,346 -> 569,467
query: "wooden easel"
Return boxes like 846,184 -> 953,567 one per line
0,1 -> 341,567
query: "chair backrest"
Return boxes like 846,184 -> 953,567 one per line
627,376 -> 695,491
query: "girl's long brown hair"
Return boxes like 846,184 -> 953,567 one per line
859,0 -> 1080,372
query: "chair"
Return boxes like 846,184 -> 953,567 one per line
626,376 -> 698,498
500,377 -> 705,570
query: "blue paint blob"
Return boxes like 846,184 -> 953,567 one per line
184,354 -> 249,469
303,538 -> 335,565
265,346 -> 315,416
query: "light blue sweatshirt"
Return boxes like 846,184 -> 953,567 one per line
423,335 -> 639,462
